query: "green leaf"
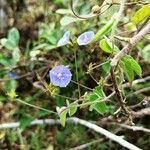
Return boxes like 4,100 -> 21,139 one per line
38,111 -> 50,117
94,86 -> 106,97
60,16 -> 79,26
99,39 -> 112,53
129,57 -> 142,77
59,108 -> 68,127
126,22 -> 137,31
93,103 -> 107,114
0,28 -> 20,50
0,38 -> 16,50
66,100 -> 77,116
99,62 -> 111,87
99,37 -> 119,54
30,50 -> 41,58
12,47 -> 21,64
120,55 -> 142,82
101,61 -> 111,78
56,9 -> 72,15
0,38 -> 7,46
0,54 -> 12,66
68,103 -> 77,116
93,17 -> 115,41
87,86 -> 108,114
20,116 -> 34,130
8,27 -> 20,46
120,60 -> 134,82
4,80 -> 18,92
132,4 -> 150,25
141,44 -> 150,63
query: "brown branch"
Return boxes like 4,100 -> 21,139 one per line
70,0 -> 112,19
130,97 -> 150,110
111,22 -> 150,67
132,108 -> 150,118
110,68 -> 130,115
69,127 -> 121,150
138,16 -> 150,32
122,76 -> 150,88
127,87 -> 150,97
110,68 -> 123,105
0,117 -> 142,150
99,107 -> 150,126
111,1 -> 149,6
110,67 -> 136,124
70,0 -> 87,19
69,138 -> 104,150
117,123 -> 150,133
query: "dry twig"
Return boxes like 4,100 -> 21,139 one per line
0,117 -> 142,150
117,123 -> 150,133
111,22 -> 150,67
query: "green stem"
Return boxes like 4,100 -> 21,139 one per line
111,0 -> 125,38
16,99 -> 57,115
64,92 -> 115,111
71,80 -> 93,91
89,73 -> 99,84
90,60 -> 110,71
17,128 -> 24,149
74,49 -> 81,98
110,0 -> 125,54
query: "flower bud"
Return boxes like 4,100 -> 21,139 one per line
91,5 -> 101,14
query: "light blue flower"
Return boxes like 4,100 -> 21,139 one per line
57,31 -> 70,47
8,72 -> 17,79
77,31 -> 95,46
49,65 -> 72,87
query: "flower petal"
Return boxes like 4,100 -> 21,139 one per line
49,65 -> 72,88
57,31 -> 70,47
8,72 -> 17,79
77,31 -> 95,46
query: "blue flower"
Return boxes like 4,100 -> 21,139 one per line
57,31 -> 70,47
8,72 -> 17,79
49,65 -> 72,87
77,31 -> 95,46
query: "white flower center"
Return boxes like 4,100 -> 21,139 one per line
57,73 -> 63,79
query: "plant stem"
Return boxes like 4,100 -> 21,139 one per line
90,60 -> 110,71
74,49 -> 81,98
111,0 -> 125,36
16,99 -> 57,115
110,68 -> 131,118
71,80 -> 93,91
67,92 -> 115,110
111,22 -> 150,67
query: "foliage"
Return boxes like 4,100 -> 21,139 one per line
132,4 -> 150,25
0,0 -> 150,149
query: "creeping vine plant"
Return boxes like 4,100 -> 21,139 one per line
0,1 -> 150,129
